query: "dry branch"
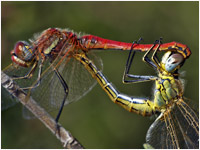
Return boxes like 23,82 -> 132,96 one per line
1,71 -> 84,149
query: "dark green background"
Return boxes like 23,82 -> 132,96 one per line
1,1 -> 199,149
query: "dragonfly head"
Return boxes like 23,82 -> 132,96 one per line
11,41 -> 35,67
161,51 -> 185,73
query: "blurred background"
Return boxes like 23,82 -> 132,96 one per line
1,1 -> 199,149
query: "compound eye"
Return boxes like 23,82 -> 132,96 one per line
11,41 -> 33,67
13,41 -> 29,59
164,53 -> 184,72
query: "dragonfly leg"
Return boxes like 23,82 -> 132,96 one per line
53,68 -> 69,123
21,59 -> 45,90
123,39 -> 157,84
75,53 -> 156,116
142,38 -> 162,69
150,38 -> 163,68
12,61 -> 38,80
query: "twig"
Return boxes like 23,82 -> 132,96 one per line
1,71 -> 84,149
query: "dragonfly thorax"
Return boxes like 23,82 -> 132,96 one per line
153,75 -> 183,110
35,28 -> 80,59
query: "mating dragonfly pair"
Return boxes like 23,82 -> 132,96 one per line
3,28 -> 199,148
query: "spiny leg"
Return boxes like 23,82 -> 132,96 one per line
123,38 -> 157,84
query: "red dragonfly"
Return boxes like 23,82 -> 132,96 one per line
2,28 -> 191,121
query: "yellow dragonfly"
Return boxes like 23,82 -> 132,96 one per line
74,40 -> 199,149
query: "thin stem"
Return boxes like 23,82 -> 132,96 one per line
1,71 -> 84,149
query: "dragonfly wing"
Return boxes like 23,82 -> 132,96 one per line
146,99 -> 199,149
146,113 -> 173,148
3,49 -> 102,118
174,99 -> 199,148
3,51 -> 102,119
49,52 -> 103,107
20,60 -> 59,117
146,111 -> 182,148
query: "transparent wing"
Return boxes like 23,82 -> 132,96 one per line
146,98 -> 199,149
29,52 -> 103,110
174,99 -> 199,148
146,113 -> 172,149
50,52 -> 103,107
2,52 -> 103,118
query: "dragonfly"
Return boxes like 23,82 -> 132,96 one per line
2,28 -> 191,122
73,39 -> 199,149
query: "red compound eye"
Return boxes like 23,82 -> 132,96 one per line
11,41 -> 33,67
13,41 -> 26,59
